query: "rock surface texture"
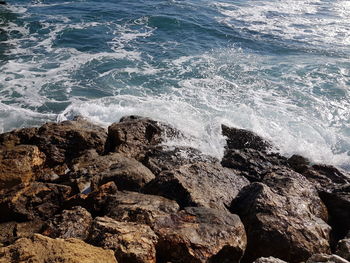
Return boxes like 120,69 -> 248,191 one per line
0,116 -> 349,263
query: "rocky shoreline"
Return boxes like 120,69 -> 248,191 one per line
0,115 -> 349,263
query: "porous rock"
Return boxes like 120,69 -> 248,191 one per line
90,216 -> 158,263
0,127 -> 38,148
0,145 -> 45,190
337,239 -> 350,261
230,169 -> 331,263
70,150 -> 155,192
143,162 -> 249,210
154,206 -> 247,263
106,116 -> 182,160
306,254 -> 350,263
0,233 -> 117,263
42,206 -> 92,240
0,182 -> 71,222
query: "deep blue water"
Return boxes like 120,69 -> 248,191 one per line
1,0 -> 350,167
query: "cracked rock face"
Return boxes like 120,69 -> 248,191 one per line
154,207 -> 247,263
231,170 -> 331,263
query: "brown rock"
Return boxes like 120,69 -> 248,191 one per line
222,124 -> 272,151
337,239 -> 350,261
70,150 -> 155,192
90,216 -> 157,263
0,127 -> 38,148
0,145 -> 45,190
306,254 -> 350,263
0,233 -> 117,263
230,170 -> 331,263
253,257 -> 288,263
154,206 -> 247,263
143,162 -> 249,210
0,182 -> 71,222
31,117 -> 107,165
42,206 -> 92,240
104,191 -> 179,227
106,116 -> 182,160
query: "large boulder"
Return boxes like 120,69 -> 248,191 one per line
42,206 -> 92,240
0,234 -> 117,263
104,191 -> 179,227
0,145 -> 45,190
0,127 -> 38,148
106,116 -> 182,160
90,216 -> 158,263
70,150 -> 155,193
31,117 -> 107,165
230,169 -> 331,263
143,162 -> 249,210
0,182 -> 71,222
154,206 -> 247,263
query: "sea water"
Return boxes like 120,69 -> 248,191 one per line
0,0 -> 350,168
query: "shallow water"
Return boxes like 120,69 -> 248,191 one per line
1,0 -> 350,168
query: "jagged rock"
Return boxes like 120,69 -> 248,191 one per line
0,182 -> 71,222
104,191 -> 179,227
106,116 -> 182,160
31,117 -> 107,166
0,220 -> 44,246
230,169 -> 331,263
222,124 -> 272,151
253,257 -> 288,263
0,127 -> 38,148
0,145 -> 45,190
143,162 -> 249,210
142,146 -> 218,176
306,254 -> 350,263
154,207 -> 247,263
42,206 -> 92,240
70,150 -> 155,192
337,239 -> 350,261
0,234 -> 117,263
90,216 -> 158,263
221,148 -> 288,182
287,154 -> 310,174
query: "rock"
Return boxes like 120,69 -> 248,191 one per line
0,127 -> 38,148
0,233 -> 117,263
106,116 -> 182,160
154,206 -> 247,263
221,124 -> 272,151
31,117 -> 107,166
0,182 -> 71,222
306,254 -> 350,263
42,206 -> 92,240
337,239 -> 350,261
230,169 -> 331,263
70,150 -> 155,192
143,162 -> 249,210
104,191 -> 179,227
0,220 -> 44,246
0,145 -> 45,190
287,154 -> 310,174
253,257 -> 288,263
90,216 -> 158,263
221,148 -> 288,182
142,146 -> 218,176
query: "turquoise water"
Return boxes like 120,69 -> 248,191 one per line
1,0 -> 350,167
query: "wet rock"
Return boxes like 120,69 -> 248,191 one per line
70,150 -> 155,192
287,154 -> 310,174
0,220 -> 44,246
0,182 -> 71,222
0,233 -> 117,263
221,148 -> 288,182
104,191 -> 179,227
253,257 -> 288,263
154,206 -> 247,263
42,206 -> 92,240
230,169 -> 331,263
142,146 -> 218,176
0,145 -> 45,190
306,254 -> 350,263
31,117 -> 107,166
143,162 -> 249,210
106,116 -> 182,160
337,239 -> 350,261
90,216 -> 158,263
222,124 -> 272,151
